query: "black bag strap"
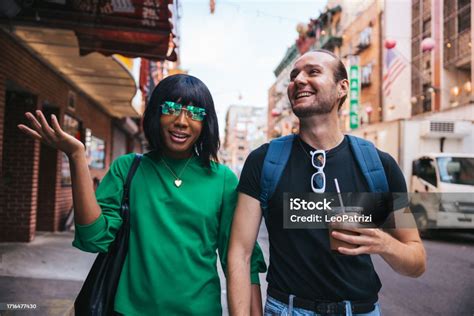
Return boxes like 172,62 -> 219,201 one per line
74,154 -> 143,316
122,154 -> 142,205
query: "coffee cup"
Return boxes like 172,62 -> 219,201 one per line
327,207 -> 366,254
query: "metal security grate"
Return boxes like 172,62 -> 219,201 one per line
430,121 -> 455,133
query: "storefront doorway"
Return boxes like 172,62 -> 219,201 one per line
1,89 -> 38,241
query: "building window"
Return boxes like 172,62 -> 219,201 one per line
358,27 -> 372,50
236,122 -> 246,131
458,4 -> 471,33
458,0 -> 470,9
67,91 -> 76,111
424,59 -> 431,71
85,129 -> 106,169
422,18 -> 431,35
335,19 -> 341,33
422,84 -> 432,112
61,114 -> 82,186
61,154 -> 72,186
63,114 -> 82,140
361,63 -> 373,87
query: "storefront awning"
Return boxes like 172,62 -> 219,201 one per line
1,0 -> 177,61
13,26 -> 139,118
1,0 -> 179,117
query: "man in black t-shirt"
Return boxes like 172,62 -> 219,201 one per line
227,50 -> 426,316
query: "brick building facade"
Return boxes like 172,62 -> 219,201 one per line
0,30 -> 141,242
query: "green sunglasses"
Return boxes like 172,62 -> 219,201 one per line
160,101 -> 207,122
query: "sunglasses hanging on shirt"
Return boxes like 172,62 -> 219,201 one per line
311,150 -> 326,193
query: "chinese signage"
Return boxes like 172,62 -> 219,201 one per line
349,65 -> 360,130
2,0 -> 177,60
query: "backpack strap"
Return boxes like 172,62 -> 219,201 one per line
346,135 -> 389,192
260,134 -> 295,218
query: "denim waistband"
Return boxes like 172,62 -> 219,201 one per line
267,287 -> 376,315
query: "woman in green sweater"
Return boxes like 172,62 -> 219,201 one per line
18,74 -> 266,315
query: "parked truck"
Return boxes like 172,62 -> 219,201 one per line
350,118 -> 474,232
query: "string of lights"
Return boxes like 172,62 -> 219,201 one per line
206,1 -> 470,108
209,0 -> 312,23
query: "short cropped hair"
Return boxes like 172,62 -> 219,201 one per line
310,49 -> 348,110
143,74 -> 219,167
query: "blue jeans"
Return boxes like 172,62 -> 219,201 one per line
264,295 -> 381,316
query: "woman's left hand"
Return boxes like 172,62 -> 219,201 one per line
331,227 -> 393,256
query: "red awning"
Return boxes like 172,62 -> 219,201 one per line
1,0 -> 177,61
75,28 -> 177,61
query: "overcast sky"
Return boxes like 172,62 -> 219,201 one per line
179,0 -> 326,132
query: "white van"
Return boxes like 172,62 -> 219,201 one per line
410,153 -> 474,231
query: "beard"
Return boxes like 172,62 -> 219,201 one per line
291,93 -> 338,118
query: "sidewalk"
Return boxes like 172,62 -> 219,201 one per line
0,226 -> 269,316
0,231 -> 96,316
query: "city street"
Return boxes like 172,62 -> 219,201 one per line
0,232 -> 95,315
1,0 -> 473,315
374,233 -> 474,316
0,229 -> 473,315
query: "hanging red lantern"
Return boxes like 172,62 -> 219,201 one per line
271,108 -> 282,117
384,39 -> 397,49
421,37 -> 435,52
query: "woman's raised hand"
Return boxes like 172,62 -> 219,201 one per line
18,111 -> 85,158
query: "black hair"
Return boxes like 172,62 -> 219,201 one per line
310,49 -> 348,110
142,74 -> 220,168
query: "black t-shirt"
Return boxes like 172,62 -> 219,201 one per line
238,135 -> 407,302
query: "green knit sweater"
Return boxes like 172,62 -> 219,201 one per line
73,152 -> 266,315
